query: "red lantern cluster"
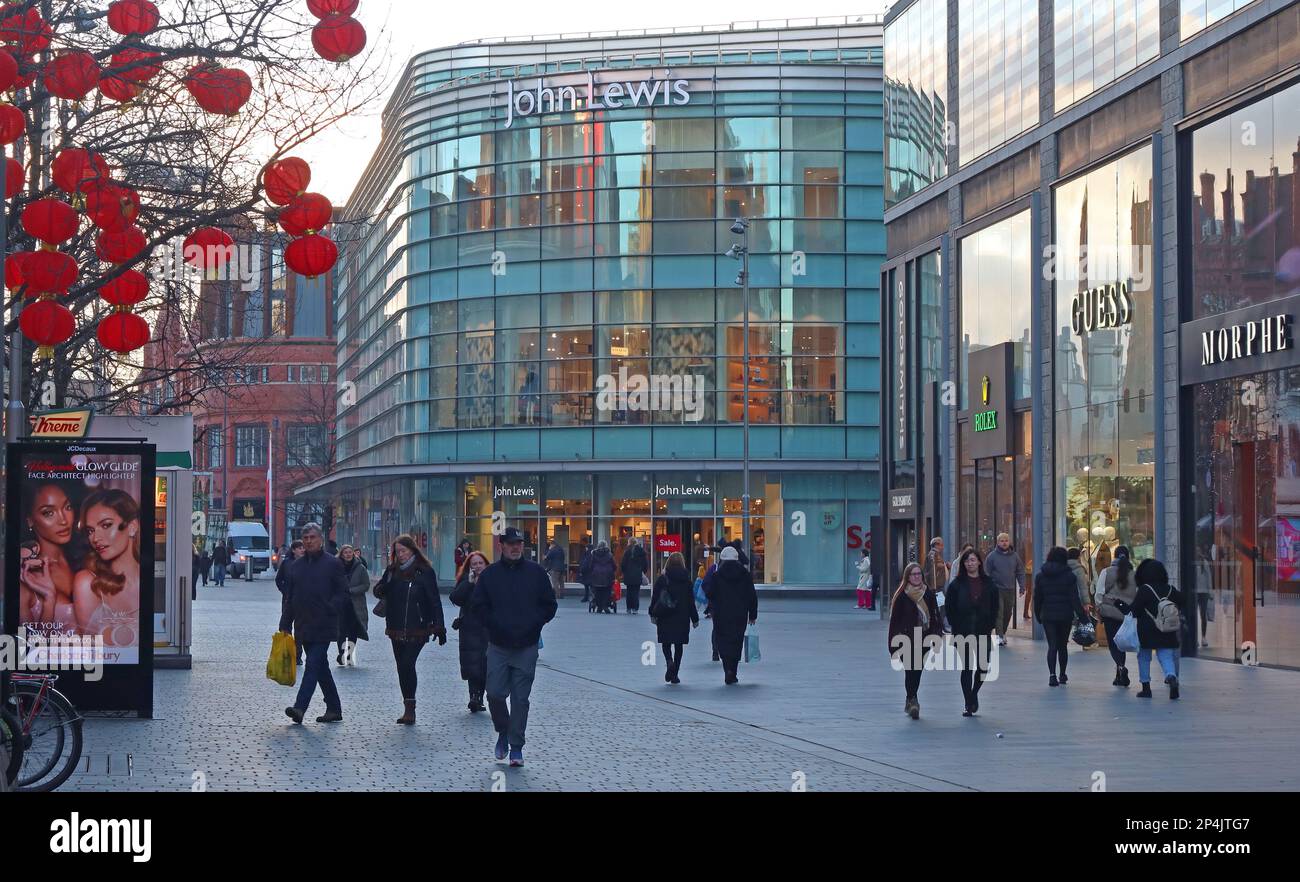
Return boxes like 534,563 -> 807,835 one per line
0,7 -> 53,55
14,243 -> 80,361
262,156 -> 338,278
308,0 -> 366,63
277,192 -> 332,237
184,63 -> 252,115
264,157 -> 311,205
97,270 -> 152,356
52,148 -> 111,203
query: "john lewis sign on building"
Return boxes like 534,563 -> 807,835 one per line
503,73 -> 691,127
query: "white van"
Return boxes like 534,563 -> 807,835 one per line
225,521 -> 273,579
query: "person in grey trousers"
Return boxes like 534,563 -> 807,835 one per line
983,532 -> 1026,645
471,526 -> 558,768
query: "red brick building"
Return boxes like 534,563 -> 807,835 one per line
144,227 -> 338,551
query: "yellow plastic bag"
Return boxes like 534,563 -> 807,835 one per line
266,632 -> 297,686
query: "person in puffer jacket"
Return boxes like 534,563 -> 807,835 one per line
1033,547 -> 1087,687
373,534 -> 444,725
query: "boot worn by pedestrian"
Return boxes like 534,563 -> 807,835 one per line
397,700 -> 416,724
905,697 -> 919,720
1049,675 -> 1059,687
1166,674 -> 1180,700
1136,683 -> 1153,698
1119,666 -> 1131,687
285,706 -> 305,724
494,732 -> 509,761
316,710 -> 343,723
1112,666 -> 1123,686
509,746 -> 524,767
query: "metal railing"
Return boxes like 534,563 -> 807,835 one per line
456,14 -> 886,45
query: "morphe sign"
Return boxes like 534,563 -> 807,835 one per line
503,72 -> 691,127
1179,295 -> 1299,385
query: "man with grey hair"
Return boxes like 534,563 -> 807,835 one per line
279,523 -> 349,724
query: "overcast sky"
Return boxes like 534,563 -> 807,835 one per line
300,0 -> 890,205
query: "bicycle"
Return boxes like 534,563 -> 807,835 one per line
0,705 -> 23,790
5,673 -> 84,793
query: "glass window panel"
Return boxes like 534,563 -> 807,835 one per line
653,221 -> 714,254
541,223 -> 593,258
596,290 -> 652,323
653,289 -> 714,323
654,152 -> 716,186
717,151 -> 781,184
653,118 -> 715,151
496,294 -> 539,329
543,291 -> 593,326
594,222 -> 652,255
598,325 -> 651,357
651,187 -> 713,219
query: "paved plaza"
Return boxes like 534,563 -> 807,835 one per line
63,576 -> 1300,792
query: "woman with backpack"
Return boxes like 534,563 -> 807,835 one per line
1032,547 -> 1088,687
650,552 -> 699,684
1118,559 -> 1183,700
1095,545 -> 1139,687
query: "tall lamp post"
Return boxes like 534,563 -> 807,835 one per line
725,219 -> 751,573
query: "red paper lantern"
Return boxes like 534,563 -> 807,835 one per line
312,16 -> 366,63
98,73 -> 140,105
264,157 -> 311,205
307,0 -> 360,18
285,233 -> 338,279
107,0 -> 160,37
0,103 -> 25,145
20,249 -> 79,295
52,149 -> 111,196
98,310 -> 150,354
110,47 -> 163,84
277,193 -> 332,236
101,270 -> 149,307
88,186 -> 141,232
184,65 -> 252,115
0,8 -> 52,55
4,156 -> 22,198
5,251 -> 29,289
21,199 -> 79,245
96,225 -> 148,264
0,46 -> 17,92
43,50 -> 101,101
183,227 -> 235,269
21,299 -> 75,359
11,53 -> 36,91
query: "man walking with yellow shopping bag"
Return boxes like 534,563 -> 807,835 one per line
279,524 -> 348,724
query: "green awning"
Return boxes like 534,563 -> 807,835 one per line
157,452 -> 193,469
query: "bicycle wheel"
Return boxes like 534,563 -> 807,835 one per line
0,707 -> 23,789
8,683 -> 82,792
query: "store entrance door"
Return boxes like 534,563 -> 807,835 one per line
892,519 -> 916,587
658,518 -> 716,578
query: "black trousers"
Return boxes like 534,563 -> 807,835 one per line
662,642 -> 683,674
390,638 -> 426,701
1102,617 -> 1126,667
337,604 -> 361,654
959,638 -> 989,706
1043,621 -> 1071,676
717,628 -> 744,678
625,580 -> 640,611
904,669 -> 922,700
1197,594 -> 1210,637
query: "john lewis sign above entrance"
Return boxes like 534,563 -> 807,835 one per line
503,73 -> 691,127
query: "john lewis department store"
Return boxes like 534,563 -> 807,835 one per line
881,0 -> 1300,667
302,19 -> 889,586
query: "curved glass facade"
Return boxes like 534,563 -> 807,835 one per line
324,23 -> 886,585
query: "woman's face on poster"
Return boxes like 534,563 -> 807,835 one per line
85,504 -> 136,564
28,485 -> 75,546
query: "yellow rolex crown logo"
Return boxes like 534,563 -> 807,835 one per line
981,375 -> 990,406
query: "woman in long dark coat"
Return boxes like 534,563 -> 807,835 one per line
650,551 -> 699,685
702,546 -> 757,685
448,550 -> 490,713
887,562 -> 942,720
373,535 -> 445,725
946,548 -> 1000,716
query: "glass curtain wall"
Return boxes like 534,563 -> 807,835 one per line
1181,0 -> 1260,40
959,209 -> 1033,407
1054,1 -> 1160,111
1053,144 -> 1156,567
958,0 -> 1038,165
884,0 -> 948,205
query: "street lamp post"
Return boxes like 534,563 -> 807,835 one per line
726,219 -> 752,573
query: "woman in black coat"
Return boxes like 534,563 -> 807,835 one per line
1119,559 -> 1183,700
946,548 -> 1000,716
650,552 -> 699,685
373,534 -> 445,725
1032,546 -> 1087,687
887,563 -> 943,720
449,550 -> 491,713
702,546 -> 757,685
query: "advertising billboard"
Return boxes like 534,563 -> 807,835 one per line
5,441 -> 155,715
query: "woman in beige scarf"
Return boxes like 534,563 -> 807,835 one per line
887,563 -> 943,720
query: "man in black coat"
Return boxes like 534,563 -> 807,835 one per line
703,545 -> 758,685
577,542 -> 593,603
471,527 -> 558,767
212,541 -> 229,587
278,524 -> 347,724
620,538 -> 648,614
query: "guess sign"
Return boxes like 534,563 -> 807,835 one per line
655,534 -> 683,553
